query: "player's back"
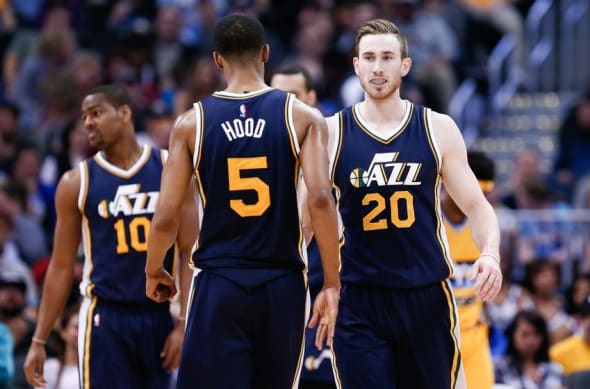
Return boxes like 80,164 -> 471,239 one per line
79,145 -> 175,303
193,88 -> 305,286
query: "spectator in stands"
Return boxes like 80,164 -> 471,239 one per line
172,54 -> 221,117
455,0 -> 525,84
0,271 -> 35,389
39,305 -> 79,389
495,310 -> 565,388
0,209 -> 37,308
9,22 -> 77,131
550,296 -> 590,376
0,180 -> 47,266
553,90 -> 590,202
391,0 -> 459,113
138,105 -> 174,149
11,142 -> 55,235
501,147 -> 544,210
565,273 -> 590,331
516,176 -> 573,265
39,118 -> 92,193
0,100 -> 21,178
525,260 -> 576,345
487,248 -> 535,357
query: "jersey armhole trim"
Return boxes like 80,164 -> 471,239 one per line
192,102 -> 204,169
78,161 -> 89,212
161,149 -> 169,164
423,108 -> 442,174
285,93 -> 300,156
329,112 -> 343,181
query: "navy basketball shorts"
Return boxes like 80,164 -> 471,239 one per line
78,296 -> 174,389
177,270 -> 307,389
332,281 -> 464,389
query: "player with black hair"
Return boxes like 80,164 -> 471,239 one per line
146,14 -> 341,389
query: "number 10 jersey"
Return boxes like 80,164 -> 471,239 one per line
78,144 -> 175,303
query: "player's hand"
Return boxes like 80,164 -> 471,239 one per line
161,321 -> 184,372
308,286 -> 340,350
24,342 -> 47,387
146,266 -> 177,303
471,254 -> 502,301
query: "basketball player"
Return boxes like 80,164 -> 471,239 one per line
443,151 -> 496,389
327,19 -> 502,388
23,84 -> 198,389
145,14 -> 341,389
271,64 -> 337,389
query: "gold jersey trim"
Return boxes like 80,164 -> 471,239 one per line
351,101 -> 413,144
93,144 -> 151,178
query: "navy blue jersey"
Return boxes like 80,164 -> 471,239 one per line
192,88 -> 305,285
332,102 -> 453,288
79,145 -> 175,303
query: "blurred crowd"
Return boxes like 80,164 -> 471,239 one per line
0,0 -> 588,388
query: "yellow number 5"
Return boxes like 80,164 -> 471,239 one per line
227,157 -> 271,217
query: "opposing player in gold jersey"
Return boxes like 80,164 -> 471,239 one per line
442,150 -> 496,389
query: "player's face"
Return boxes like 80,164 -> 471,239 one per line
271,73 -> 316,106
81,93 -> 127,150
353,33 -> 411,101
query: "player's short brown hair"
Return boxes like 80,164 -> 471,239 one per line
355,19 -> 408,58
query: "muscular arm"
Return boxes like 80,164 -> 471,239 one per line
146,110 -> 197,279
24,169 -> 82,386
176,181 -> 199,319
434,112 -> 501,300
433,112 -> 500,255
294,101 -> 340,289
34,170 -> 81,340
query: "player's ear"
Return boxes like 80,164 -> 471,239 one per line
213,52 -> 223,69
307,90 -> 317,107
353,56 -> 359,76
401,57 -> 412,78
119,104 -> 132,123
261,44 -> 270,64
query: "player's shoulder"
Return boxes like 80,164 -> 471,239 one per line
55,165 -> 82,203
427,109 -> 458,130
174,107 -> 198,130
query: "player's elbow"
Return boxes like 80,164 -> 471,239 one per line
307,189 -> 334,210
151,211 -> 179,234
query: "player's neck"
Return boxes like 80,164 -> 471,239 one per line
101,138 -> 143,170
359,94 -> 406,127
223,66 -> 267,94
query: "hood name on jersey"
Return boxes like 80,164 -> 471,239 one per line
221,118 -> 266,141
349,152 -> 423,188
97,184 -> 159,218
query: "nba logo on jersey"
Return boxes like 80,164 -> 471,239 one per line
239,103 -> 247,118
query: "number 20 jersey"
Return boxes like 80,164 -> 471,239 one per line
78,145 -> 175,303
192,89 -> 305,285
332,102 -> 453,288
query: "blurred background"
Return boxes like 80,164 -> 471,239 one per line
0,0 -> 588,388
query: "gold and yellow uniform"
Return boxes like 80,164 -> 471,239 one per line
550,335 -> 590,375
446,219 -> 494,389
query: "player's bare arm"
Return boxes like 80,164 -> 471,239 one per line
24,169 -> 83,387
433,112 -> 502,301
160,175 -> 198,372
293,100 -> 341,348
146,109 -> 197,303
298,114 -> 339,245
